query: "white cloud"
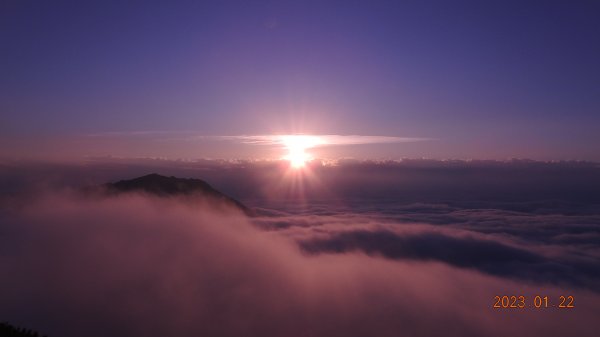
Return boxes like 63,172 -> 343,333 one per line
219,134 -> 432,148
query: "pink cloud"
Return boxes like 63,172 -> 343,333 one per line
0,193 -> 598,337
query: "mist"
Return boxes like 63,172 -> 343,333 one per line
1,159 -> 599,336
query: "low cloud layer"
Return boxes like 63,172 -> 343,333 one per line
0,160 -> 599,336
297,227 -> 600,290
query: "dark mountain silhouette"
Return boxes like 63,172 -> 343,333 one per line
0,322 -> 47,337
103,174 -> 253,216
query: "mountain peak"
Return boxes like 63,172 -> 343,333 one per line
104,174 -> 253,216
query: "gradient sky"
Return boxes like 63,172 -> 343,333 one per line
1,0 -> 599,160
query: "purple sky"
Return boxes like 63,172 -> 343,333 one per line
1,1 -> 599,160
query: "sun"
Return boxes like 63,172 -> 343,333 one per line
280,135 -> 323,168
287,149 -> 310,168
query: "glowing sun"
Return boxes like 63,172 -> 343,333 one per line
280,135 -> 323,168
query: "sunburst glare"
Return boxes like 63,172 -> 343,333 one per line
280,135 -> 324,169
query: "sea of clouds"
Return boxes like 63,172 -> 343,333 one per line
0,159 -> 599,337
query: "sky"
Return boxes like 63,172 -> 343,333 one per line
1,3 -> 600,335
1,0 -> 599,160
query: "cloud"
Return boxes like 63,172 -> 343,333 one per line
1,160 -> 599,336
1,193 -> 599,337
219,134 -> 431,147
250,202 -> 600,291
297,228 -> 600,290
84,132 -> 430,151
85,132 -> 430,145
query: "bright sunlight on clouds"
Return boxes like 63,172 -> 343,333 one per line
280,135 -> 324,168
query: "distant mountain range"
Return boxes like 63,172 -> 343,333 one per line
102,173 -> 253,216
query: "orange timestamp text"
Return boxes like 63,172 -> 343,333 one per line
493,295 -> 574,309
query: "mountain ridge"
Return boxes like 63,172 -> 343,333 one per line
104,173 -> 253,216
